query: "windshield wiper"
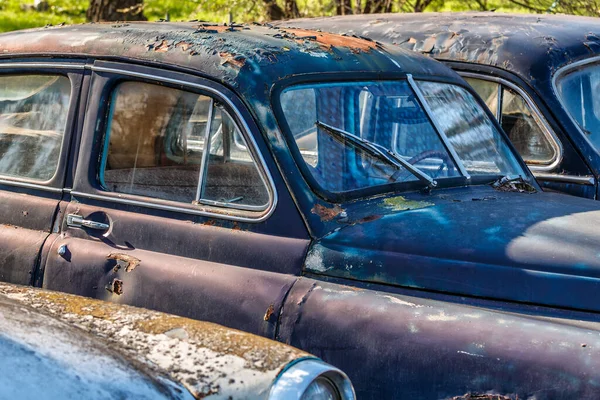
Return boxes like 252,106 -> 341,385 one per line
315,121 -> 437,188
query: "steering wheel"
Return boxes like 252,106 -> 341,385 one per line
407,150 -> 453,166
394,150 -> 455,181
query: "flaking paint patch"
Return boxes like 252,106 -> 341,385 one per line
457,350 -> 485,358
382,295 -> 425,308
305,247 -> 332,273
427,311 -> 458,322
383,196 -> 433,211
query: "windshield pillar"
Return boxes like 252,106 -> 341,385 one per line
407,74 -> 471,180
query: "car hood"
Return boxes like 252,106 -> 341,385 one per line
0,283 -> 310,400
307,186 -> 600,312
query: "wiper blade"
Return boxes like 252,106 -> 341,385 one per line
316,121 -> 437,188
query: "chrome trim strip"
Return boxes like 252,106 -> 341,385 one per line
533,172 -> 596,186
196,98 -> 214,202
460,71 -> 563,172
0,62 -> 85,70
70,190 -> 272,223
0,179 -> 63,193
407,74 -> 471,180
88,65 -> 278,222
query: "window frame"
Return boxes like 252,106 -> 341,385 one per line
0,61 -> 84,192
461,72 -> 563,171
72,62 -> 277,223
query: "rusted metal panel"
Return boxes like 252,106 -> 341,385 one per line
277,12 -> 600,82
0,22 -> 456,91
43,234 -> 300,338
0,282 -> 310,399
0,188 -> 60,285
279,278 -> 600,399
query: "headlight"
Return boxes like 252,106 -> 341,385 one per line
268,358 -> 355,400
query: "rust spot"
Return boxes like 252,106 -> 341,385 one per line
311,204 -> 344,222
219,51 -> 246,68
153,39 -> 170,52
281,28 -> 377,53
420,36 -> 437,53
202,219 -> 216,226
231,222 -> 242,231
107,253 -> 140,272
106,279 -> 123,295
193,24 -> 242,33
263,304 -> 274,321
353,214 -> 382,224
175,41 -> 192,52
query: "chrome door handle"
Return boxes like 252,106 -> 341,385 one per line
67,214 -> 110,230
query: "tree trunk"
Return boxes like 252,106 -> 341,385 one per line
284,0 -> 301,18
263,0 -> 286,20
86,0 -> 146,22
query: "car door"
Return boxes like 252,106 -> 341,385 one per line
0,61 -> 83,285
461,72 -> 597,199
41,61 -> 310,337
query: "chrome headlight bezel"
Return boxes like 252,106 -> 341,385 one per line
268,358 -> 355,400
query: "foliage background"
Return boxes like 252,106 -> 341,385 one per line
0,0 -> 597,33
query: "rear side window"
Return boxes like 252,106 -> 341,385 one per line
0,74 -> 70,180
101,81 -> 270,210
465,77 -> 558,165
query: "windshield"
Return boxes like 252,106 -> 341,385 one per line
278,79 -> 525,195
556,63 -> 600,151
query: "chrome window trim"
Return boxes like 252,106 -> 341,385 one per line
0,62 -> 84,189
533,172 -> 595,186
0,179 -> 63,193
460,71 -> 563,172
552,55 -> 600,161
0,62 -> 85,70
88,65 -> 278,223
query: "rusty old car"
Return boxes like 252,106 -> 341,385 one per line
281,12 -> 600,200
4,22 -> 600,399
0,282 -> 355,400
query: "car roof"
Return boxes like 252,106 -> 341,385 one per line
0,22 -> 461,91
279,12 -> 600,85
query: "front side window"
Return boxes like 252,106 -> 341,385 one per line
102,81 -> 269,210
278,79 -> 525,196
465,77 -> 557,165
556,62 -> 600,154
0,74 -> 71,180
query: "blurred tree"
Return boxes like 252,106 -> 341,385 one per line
504,0 -> 600,16
87,0 -> 146,21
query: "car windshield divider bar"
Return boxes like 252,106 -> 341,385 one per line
406,74 -> 471,180
315,120 -> 437,188
195,98 -> 214,202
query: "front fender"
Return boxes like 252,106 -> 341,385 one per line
277,278 -> 600,399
